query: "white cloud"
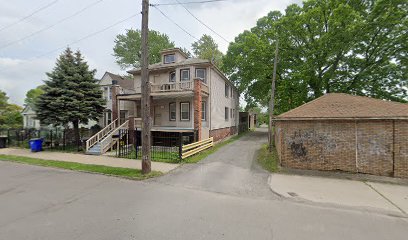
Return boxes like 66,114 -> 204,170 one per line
0,0 -> 301,106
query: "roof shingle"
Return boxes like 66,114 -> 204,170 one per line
276,93 -> 408,119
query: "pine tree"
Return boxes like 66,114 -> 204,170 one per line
36,48 -> 105,149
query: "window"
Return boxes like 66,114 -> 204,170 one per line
230,87 -> 233,99
180,102 -> 190,121
195,68 -> 206,83
180,69 -> 190,81
164,54 -> 175,64
225,107 -> 229,121
201,101 -> 206,121
169,71 -> 176,82
169,102 -> 176,121
136,105 -> 141,118
108,87 -> 112,99
225,83 -> 229,98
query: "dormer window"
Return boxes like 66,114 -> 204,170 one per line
164,54 -> 175,64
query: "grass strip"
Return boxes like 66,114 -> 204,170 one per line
257,144 -> 279,172
183,132 -> 247,163
0,154 -> 162,180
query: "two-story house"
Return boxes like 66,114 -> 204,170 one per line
85,48 -> 239,154
98,72 -> 134,127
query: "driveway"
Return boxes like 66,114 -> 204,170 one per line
156,128 -> 274,198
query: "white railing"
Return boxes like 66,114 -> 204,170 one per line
86,119 -> 118,152
100,120 -> 129,154
134,118 -> 142,128
151,81 -> 193,93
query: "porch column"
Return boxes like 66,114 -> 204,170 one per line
111,84 -> 120,121
194,78 -> 202,141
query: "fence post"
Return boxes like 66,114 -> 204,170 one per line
63,129 -> 66,151
134,128 -> 138,159
179,132 -> 183,161
7,129 -> 10,147
50,130 -> 53,149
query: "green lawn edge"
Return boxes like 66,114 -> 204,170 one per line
257,144 -> 279,173
183,132 -> 248,164
0,154 -> 162,180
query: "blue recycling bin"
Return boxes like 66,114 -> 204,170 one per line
29,138 -> 43,152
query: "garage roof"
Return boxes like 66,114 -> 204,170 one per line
276,93 -> 408,120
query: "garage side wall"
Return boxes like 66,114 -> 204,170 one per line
395,120 -> 408,178
275,120 -> 357,172
275,120 -> 408,178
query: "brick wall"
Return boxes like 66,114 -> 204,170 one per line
394,120 -> 408,178
209,127 -> 236,142
275,119 -> 408,178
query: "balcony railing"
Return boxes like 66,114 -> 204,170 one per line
151,81 -> 193,93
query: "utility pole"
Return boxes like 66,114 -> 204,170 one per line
141,0 -> 151,173
268,39 -> 279,152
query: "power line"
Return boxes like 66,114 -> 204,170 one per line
152,5 -> 199,41
0,0 -> 105,50
0,0 -> 59,32
174,0 -> 229,43
33,13 -> 140,59
151,0 -> 226,6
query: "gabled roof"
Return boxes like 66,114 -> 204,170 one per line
276,93 -> 408,120
101,71 -> 134,89
160,48 -> 189,59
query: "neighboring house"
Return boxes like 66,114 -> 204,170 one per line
274,93 -> 408,178
22,105 -> 41,130
98,72 -> 134,127
86,48 -> 240,154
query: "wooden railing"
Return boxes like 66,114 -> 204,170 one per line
86,119 -> 118,152
181,137 -> 213,159
101,120 -> 129,154
151,81 -> 193,93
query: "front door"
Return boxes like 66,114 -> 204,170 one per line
154,106 -> 162,126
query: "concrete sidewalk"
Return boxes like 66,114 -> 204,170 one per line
269,173 -> 408,215
0,148 -> 179,173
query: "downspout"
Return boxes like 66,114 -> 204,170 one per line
355,120 -> 358,173
392,120 -> 395,177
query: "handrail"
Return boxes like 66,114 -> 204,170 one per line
86,119 -> 118,152
101,120 -> 129,154
151,81 -> 193,93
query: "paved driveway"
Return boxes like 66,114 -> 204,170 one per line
156,128 -> 274,198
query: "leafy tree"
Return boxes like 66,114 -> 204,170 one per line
24,85 -> 45,109
223,0 -> 408,114
0,90 -> 8,109
192,34 -> 224,67
113,29 -> 175,69
36,48 -> 105,148
0,90 -> 23,129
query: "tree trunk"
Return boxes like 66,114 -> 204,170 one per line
73,120 -> 80,152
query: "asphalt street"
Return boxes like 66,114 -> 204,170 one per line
1,129 -> 407,240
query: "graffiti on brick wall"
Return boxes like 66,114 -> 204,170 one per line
286,129 -> 337,161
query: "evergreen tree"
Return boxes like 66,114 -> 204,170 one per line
36,48 -> 105,148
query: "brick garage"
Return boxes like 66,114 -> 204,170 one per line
274,93 -> 408,178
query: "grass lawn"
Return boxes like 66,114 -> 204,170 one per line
0,154 -> 162,180
183,132 -> 247,163
257,144 -> 279,172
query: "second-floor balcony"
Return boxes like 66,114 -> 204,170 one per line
149,80 -> 209,94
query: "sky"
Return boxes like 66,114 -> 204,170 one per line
0,0 -> 300,106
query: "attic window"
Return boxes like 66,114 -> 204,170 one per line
164,54 -> 175,64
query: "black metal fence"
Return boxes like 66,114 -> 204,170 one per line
0,128 -> 96,151
116,128 -> 197,163
238,123 -> 248,133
